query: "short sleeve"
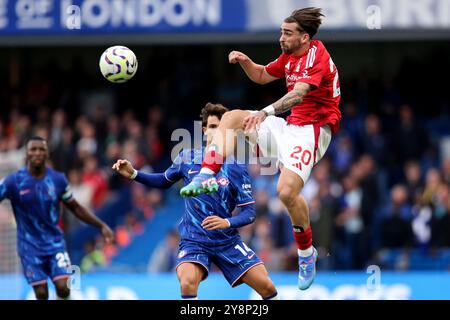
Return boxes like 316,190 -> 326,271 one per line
265,53 -> 286,79
59,174 -> 73,203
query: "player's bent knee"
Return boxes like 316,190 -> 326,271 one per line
178,272 -> 201,295
56,286 -> 70,299
179,278 -> 200,295
278,186 -> 297,207
260,279 -> 277,298
53,278 -> 70,299
33,285 -> 49,300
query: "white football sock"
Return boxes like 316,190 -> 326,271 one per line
298,247 -> 314,257
200,168 -> 215,175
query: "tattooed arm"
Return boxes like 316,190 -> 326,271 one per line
243,82 -> 313,132
270,82 -> 313,115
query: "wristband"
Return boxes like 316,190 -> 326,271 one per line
262,105 -> 275,116
130,169 -> 138,180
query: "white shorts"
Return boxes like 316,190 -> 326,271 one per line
247,115 -> 332,184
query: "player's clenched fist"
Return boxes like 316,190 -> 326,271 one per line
112,159 -> 135,179
229,51 -> 249,64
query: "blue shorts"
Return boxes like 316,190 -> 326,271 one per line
176,239 -> 263,287
20,251 -> 72,286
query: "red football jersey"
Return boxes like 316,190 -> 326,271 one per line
265,40 -> 341,134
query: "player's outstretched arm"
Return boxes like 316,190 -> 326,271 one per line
112,159 -> 176,189
64,199 -> 114,244
229,51 -> 278,85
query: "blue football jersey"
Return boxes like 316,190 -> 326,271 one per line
165,149 -> 255,246
0,167 -> 73,256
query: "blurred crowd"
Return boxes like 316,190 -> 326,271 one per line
1,45 -> 450,272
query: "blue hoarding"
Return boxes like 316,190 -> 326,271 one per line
1,0 -> 449,36
0,0 -> 246,35
1,272 -> 450,300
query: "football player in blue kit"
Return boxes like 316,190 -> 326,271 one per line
0,136 -> 114,300
112,103 -> 279,300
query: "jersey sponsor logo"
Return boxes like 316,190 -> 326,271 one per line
19,189 -> 31,196
241,184 -> 252,192
217,177 -> 229,187
286,74 -> 303,87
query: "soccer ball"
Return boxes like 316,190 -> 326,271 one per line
99,46 -> 138,83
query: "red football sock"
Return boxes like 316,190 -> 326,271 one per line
292,226 -> 312,250
202,150 -> 224,174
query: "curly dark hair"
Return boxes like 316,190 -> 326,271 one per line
200,102 -> 229,127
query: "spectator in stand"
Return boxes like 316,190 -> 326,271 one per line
51,127 -> 76,173
361,114 -> 387,166
392,104 -> 428,164
148,230 -> 180,273
380,185 -> 414,249
403,161 -> 423,204
82,156 -> 108,209
81,239 -> 107,273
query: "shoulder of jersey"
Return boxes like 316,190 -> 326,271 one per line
47,167 -> 60,176
16,168 -> 27,178
177,148 -> 202,165
312,40 -> 328,56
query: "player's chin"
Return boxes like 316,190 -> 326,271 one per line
30,159 -> 45,166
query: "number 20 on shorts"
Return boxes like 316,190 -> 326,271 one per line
290,146 -> 312,170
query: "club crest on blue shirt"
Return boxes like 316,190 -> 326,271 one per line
217,177 -> 229,187
178,250 -> 187,258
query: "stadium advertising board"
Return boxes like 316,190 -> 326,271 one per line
1,272 -> 449,300
0,0 -> 449,35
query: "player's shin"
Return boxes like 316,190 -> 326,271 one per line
201,111 -> 246,174
201,129 -> 231,174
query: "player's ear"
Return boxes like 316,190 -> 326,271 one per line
301,32 -> 310,43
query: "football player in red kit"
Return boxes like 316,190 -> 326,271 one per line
181,7 -> 341,290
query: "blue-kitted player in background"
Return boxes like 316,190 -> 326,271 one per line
0,136 -> 114,300
112,103 -> 279,300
